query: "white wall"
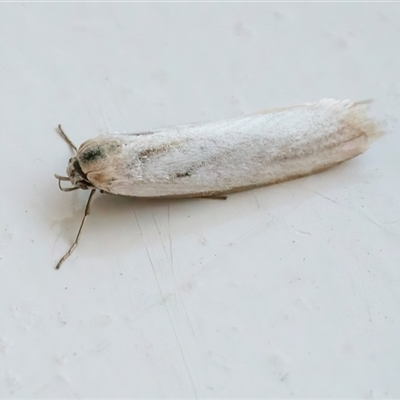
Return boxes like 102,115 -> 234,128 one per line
0,3 -> 399,398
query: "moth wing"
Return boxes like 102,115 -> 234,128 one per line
83,99 -> 383,198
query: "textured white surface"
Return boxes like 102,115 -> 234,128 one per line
0,3 -> 399,398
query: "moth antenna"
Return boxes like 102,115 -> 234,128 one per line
54,174 -> 70,181
57,124 -> 78,153
54,174 -> 80,192
56,189 -> 96,269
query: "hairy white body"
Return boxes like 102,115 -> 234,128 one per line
69,99 -> 381,198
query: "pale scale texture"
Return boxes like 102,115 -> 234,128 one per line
76,99 -> 382,197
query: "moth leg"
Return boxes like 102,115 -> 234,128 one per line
57,124 -> 78,153
54,174 -> 70,181
55,189 -> 96,269
54,174 -> 79,192
200,195 -> 228,200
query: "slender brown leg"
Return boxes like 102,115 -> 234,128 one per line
203,195 -> 228,200
56,189 -> 96,269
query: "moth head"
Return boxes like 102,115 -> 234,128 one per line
55,156 -> 95,192
55,129 -> 121,193
66,156 -> 94,190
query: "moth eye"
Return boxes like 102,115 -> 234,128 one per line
77,181 -> 89,190
69,158 -> 73,163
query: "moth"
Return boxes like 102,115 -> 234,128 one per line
55,99 -> 382,269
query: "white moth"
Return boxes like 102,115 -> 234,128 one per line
55,99 -> 383,269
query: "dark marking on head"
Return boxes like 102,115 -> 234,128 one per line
81,147 -> 104,163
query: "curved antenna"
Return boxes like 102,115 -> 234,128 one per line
55,125 -> 79,190
54,174 -> 70,181
56,189 -> 96,269
58,124 -> 78,153
54,174 -> 79,192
